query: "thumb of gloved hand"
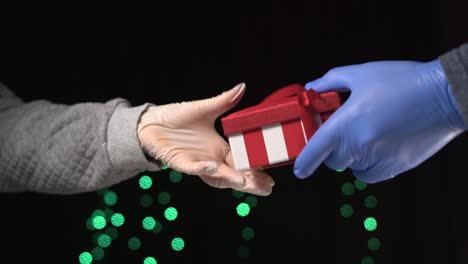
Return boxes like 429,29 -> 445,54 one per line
139,83 -> 246,130
193,82 -> 247,122
138,83 -> 274,196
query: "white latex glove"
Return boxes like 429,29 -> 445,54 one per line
137,83 -> 275,196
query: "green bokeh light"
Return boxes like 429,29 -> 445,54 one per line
151,220 -> 163,234
91,232 -> 102,246
104,208 -> 114,221
103,191 -> 118,206
232,190 -> 245,199
368,237 -> 381,251
92,209 -> 105,218
97,234 -> 112,248
244,195 -> 258,208
79,252 -> 93,264
340,204 -> 354,218
365,195 -> 378,209
144,256 -> 158,264
237,245 -> 249,258
241,226 -> 255,240
164,207 -> 178,221
96,188 -> 108,196
128,237 -> 142,251
341,182 -> 355,196
92,216 -> 107,230
143,216 -> 156,230
161,165 -> 169,170
236,203 -> 250,217
139,175 -> 153,190
86,217 -> 95,231
157,192 -> 171,205
140,194 -> 154,208
105,227 -> 119,240
361,256 -> 375,264
364,217 -> 378,231
354,179 -> 368,190
91,247 -> 104,261
336,169 -> 345,172
169,170 -> 183,183
171,237 -> 185,251
111,213 -> 125,227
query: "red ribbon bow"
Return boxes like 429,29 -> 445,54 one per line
221,84 -> 341,138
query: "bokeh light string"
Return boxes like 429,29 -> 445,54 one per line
337,170 -> 381,264
232,188 -> 260,260
79,165 -> 186,264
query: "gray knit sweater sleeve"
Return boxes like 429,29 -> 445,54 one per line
439,43 -> 468,127
0,83 -> 160,194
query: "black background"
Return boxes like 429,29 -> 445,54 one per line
1,0 -> 468,263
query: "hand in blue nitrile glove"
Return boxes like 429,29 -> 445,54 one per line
293,60 -> 466,183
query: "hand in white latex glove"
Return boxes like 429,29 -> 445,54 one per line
137,83 -> 275,196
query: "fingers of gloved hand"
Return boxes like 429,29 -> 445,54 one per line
224,147 -> 274,196
191,82 -> 246,122
171,159 -> 249,191
236,170 -> 274,196
194,161 -> 273,196
352,162 -> 395,184
293,114 -> 340,179
199,168 -> 273,196
323,149 -> 354,172
190,161 -> 245,189
305,67 -> 351,93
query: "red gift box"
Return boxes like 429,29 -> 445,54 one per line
221,84 -> 342,171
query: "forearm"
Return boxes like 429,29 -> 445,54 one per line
0,84 -> 160,194
439,43 -> 468,127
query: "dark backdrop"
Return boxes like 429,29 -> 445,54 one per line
1,1 -> 468,263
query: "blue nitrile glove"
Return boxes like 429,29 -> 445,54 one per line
293,60 -> 466,183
